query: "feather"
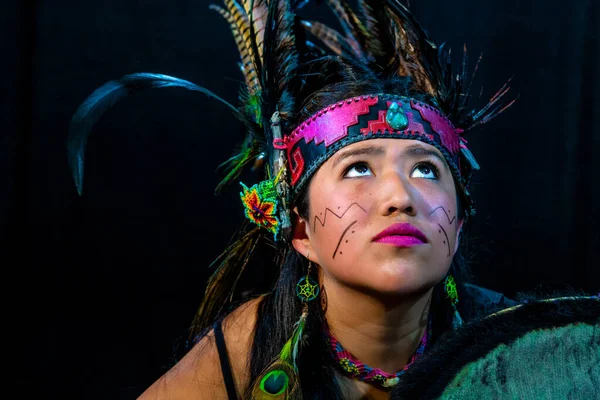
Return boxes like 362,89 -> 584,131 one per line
358,0 -> 515,129
323,0 -> 368,60
382,0 -> 444,97
261,0 -> 300,141
213,0 -> 304,179
448,45 -> 480,118
290,0 -> 311,8
215,137 -> 263,193
244,0 -> 268,60
67,72 -> 243,195
190,225 -> 262,339
249,306 -> 308,399
441,45 -> 481,124
385,8 -> 422,77
470,76 -> 516,127
301,20 -> 358,58
359,0 -> 397,65
211,3 -> 262,94
312,0 -> 429,80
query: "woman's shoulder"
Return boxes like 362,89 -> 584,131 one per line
137,296 -> 263,399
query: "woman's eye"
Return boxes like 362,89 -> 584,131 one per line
411,162 -> 439,179
344,162 -> 373,178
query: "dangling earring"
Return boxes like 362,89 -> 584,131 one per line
250,253 -> 319,399
444,275 -> 464,329
296,258 -> 320,303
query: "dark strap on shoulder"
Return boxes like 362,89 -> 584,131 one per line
213,319 -> 238,400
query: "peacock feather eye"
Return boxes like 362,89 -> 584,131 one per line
259,370 -> 289,395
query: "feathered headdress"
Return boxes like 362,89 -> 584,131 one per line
283,0 -> 516,210
67,1 -> 514,395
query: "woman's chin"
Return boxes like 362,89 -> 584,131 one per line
361,268 -> 443,298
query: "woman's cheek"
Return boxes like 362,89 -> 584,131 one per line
310,200 -> 370,261
427,204 -> 459,259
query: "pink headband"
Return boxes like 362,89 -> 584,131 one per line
273,94 -> 470,191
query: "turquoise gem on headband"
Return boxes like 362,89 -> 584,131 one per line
386,102 -> 409,130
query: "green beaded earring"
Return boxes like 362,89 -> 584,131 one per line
445,275 -> 464,329
296,259 -> 320,303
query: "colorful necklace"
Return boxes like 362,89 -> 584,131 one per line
323,322 -> 430,389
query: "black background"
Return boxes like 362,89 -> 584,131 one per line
3,0 -> 599,398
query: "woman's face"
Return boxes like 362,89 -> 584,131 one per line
293,138 -> 463,297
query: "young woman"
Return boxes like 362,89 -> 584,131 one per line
68,1 -> 522,398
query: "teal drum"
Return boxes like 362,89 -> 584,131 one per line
391,295 -> 600,400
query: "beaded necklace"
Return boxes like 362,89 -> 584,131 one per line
323,322 -> 430,389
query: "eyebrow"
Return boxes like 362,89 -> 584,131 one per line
331,145 -> 386,169
331,143 -> 449,170
402,144 -> 448,168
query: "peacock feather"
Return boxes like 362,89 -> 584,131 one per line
249,305 -> 308,399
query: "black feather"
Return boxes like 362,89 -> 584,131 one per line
261,0 -> 300,149
67,72 -> 244,195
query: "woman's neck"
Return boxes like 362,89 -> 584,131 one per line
323,279 -> 432,374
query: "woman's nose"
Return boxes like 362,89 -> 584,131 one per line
376,171 -> 417,217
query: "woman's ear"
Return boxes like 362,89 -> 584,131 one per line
291,207 -> 313,258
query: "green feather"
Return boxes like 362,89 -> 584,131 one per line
281,307 -> 307,370
245,94 -> 263,126
215,141 -> 261,194
250,306 -> 308,399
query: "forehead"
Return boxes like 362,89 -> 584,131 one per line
326,138 -> 448,167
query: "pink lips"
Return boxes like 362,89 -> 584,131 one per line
373,223 -> 428,247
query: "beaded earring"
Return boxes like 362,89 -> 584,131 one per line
445,275 -> 464,329
296,259 -> 320,303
